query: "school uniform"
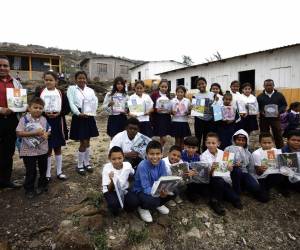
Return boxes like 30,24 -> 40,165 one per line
133,159 -> 174,210
150,91 -> 171,137
240,94 -> 259,134
103,92 -> 128,138
230,91 -> 243,132
102,162 -> 139,215
192,91 -> 214,151
283,110 -> 300,137
170,97 -> 191,137
281,145 -> 300,193
16,114 -> 50,193
252,147 -> 289,198
200,149 -> 240,204
109,130 -> 144,167
128,93 -> 153,138
67,84 -> 99,140
224,129 -> 267,202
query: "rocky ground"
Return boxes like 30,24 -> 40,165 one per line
0,115 -> 300,250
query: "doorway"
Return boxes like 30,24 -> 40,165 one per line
239,70 -> 255,91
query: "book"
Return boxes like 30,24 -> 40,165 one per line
213,151 -> 234,177
131,134 -> 151,159
189,161 -> 210,184
113,177 -> 125,208
6,88 -> 28,112
222,106 -> 235,121
261,150 -> 278,168
191,98 -> 208,117
43,95 -> 61,113
171,162 -> 190,182
127,98 -> 145,116
156,96 -> 171,113
212,104 -> 223,121
172,100 -> 188,117
264,104 -> 279,118
151,176 -> 182,197
247,102 -> 258,115
82,98 -> 97,116
237,100 -> 247,114
112,95 -> 126,114
277,153 -> 299,173
23,121 -> 45,148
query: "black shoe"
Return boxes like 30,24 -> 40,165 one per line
5,182 -> 22,189
84,165 -> 93,173
209,199 -> 226,216
57,173 -> 67,180
232,201 -> 243,210
36,186 -> 48,195
77,168 -> 86,175
25,191 -> 35,199
279,189 -> 290,198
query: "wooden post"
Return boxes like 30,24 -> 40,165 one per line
29,56 -> 32,80
49,58 -> 52,71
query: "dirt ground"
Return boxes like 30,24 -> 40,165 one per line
0,115 -> 300,250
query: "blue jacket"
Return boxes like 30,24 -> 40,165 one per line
181,150 -> 200,163
133,159 -> 168,195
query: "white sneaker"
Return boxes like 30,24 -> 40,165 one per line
137,207 -> 153,222
167,200 -> 177,207
156,205 -> 169,215
175,196 -> 183,204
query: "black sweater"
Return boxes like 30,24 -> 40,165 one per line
257,90 -> 287,116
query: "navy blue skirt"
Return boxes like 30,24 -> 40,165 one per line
171,121 -> 191,137
217,122 -> 235,150
107,114 -> 127,138
241,115 -> 258,134
139,121 -> 153,138
70,115 -> 99,140
152,113 -> 171,137
47,116 -> 67,148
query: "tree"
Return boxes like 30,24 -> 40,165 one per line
205,51 -> 222,62
182,55 -> 194,66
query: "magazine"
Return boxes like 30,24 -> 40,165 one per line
264,104 -> 279,118
82,98 -> 97,116
172,100 -> 188,117
237,100 -> 247,114
131,134 -> 151,159
112,95 -> 126,114
222,106 -> 235,121
213,151 -> 234,177
277,153 -> 299,173
23,121 -> 45,148
171,162 -> 190,182
6,88 -> 28,112
212,104 -> 223,121
261,150 -> 278,168
44,95 -> 61,113
156,96 -> 171,113
127,98 -> 145,116
247,102 -> 258,115
151,176 -> 182,197
191,98 -> 208,117
189,161 -> 210,184
113,177 -> 125,208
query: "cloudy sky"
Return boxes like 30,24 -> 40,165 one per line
2,0 -> 299,64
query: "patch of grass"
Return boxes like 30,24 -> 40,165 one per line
127,228 -> 148,245
93,232 -> 108,250
71,214 -> 81,226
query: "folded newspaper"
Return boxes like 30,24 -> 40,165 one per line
113,177 -> 125,208
151,176 -> 182,197
131,134 -> 151,159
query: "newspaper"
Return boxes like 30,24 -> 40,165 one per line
44,95 -> 61,113
131,134 -> 151,159
113,177 -> 125,208
151,176 -> 182,197
127,98 -> 145,116
6,88 -> 28,112
82,98 -> 97,116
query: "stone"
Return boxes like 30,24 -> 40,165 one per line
196,211 -> 210,223
156,216 -> 171,227
79,214 -> 104,231
75,205 -> 100,216
55,228 -> 93,250
204,222 -> 211,228
129,219 -> 145,232
63,204 -> 85,214
29,239 -> 40,248
181,218 -> 188,225
59,220 -> 73,230
214,224 -> 225,236
288,233 -> 296,241
186,227 -> 202,239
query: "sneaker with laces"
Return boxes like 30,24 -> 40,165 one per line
137,207 -> 153,222
156,205 -> 169,215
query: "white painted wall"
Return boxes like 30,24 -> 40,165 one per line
130,61 -> 185,82
159,45 -> 300,93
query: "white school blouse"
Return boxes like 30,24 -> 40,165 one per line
102,162 -> 134,193
252,147 -> 281,178
67,85 -> 98,116
171,97 -> 190,122
40,88 -> 62,113
109,130 -> 142,153
241,94 -> 259,115
162,157 -> 184,176
128,93 -> 153,122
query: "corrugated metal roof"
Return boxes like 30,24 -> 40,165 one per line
80,55 -> 139,66
157,43 -> 300,75
0,50 -> 61,58
129,60 -> 186,70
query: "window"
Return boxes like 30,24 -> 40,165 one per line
31,57 -> 50,71
6,56 -> 29,70
138,71 -> 141,80
97,63 -> 107,74
120,65 -> 129,74
176,78 -> 185,86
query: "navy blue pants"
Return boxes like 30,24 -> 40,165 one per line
258,174 -> 289,199
230,167 -> 268,202
194,118 -> 213,152
137,192 -> 175,210
125,157 -> 143,169
104,191 -> 140,215
210,177 -> 240,203
290,182 -> 300,193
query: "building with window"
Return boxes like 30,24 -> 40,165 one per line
0,50 -> 62,81
80,56 -> 137,82
158,44 -> 300,104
